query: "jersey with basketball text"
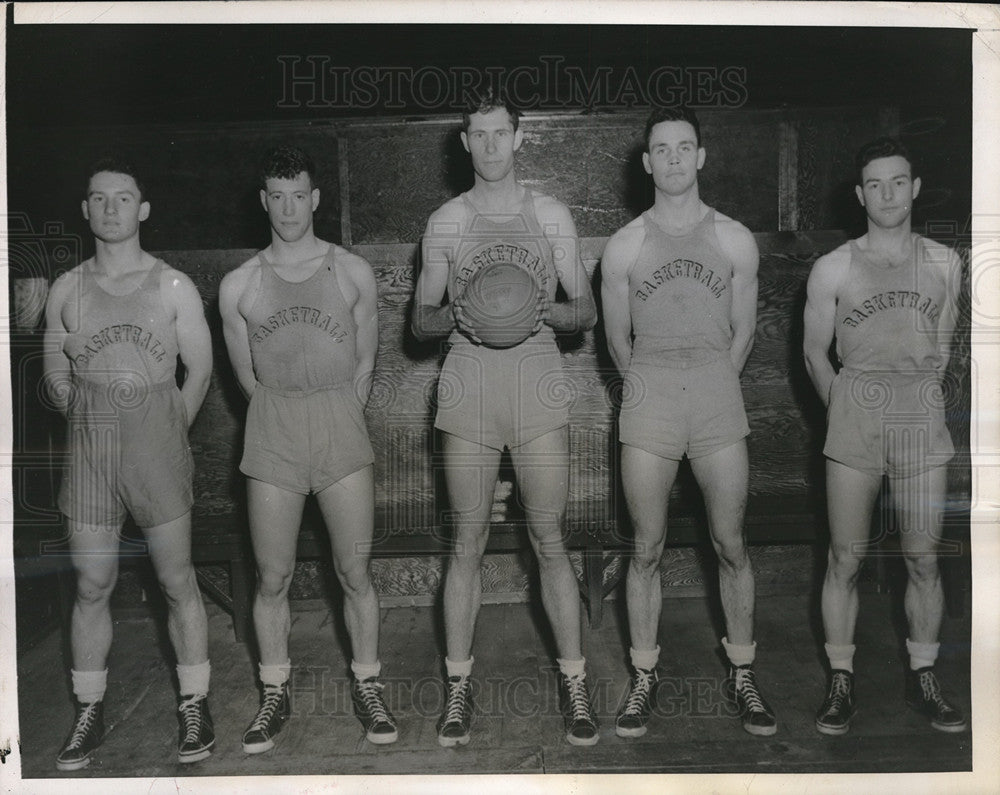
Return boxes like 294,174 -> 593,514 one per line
63,259 -> 179,386
448,188 -> 559,346
835,235 -> 950,372
629,208 -> 734,366
247,247 -> 357,391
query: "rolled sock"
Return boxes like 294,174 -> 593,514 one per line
630,646 -> 661,672
259,660 -> 292,688
557,657 -> 586,679
445,656 -> 474,679
177,661 -> 211,697
71,669 -> 108,704
824,643 -> 856,674
906,639 -> 940,671
351,660 -> 382,681
721,637 -> 757,667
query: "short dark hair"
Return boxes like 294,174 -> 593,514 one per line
644,106 -> 701,150
85,155 -> 146,202
261,145 -> 317,189
461,88 -> 520,133
855,137 -> 916,186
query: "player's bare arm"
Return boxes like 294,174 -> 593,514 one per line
412,200 -> 469,341
929,242 -> 963,372
803,246 -> 849,407
600,219 -> 644,375
163,267 -> 212,427
716,215 -> 760,372
339,247 -> 380,404
536,195 -> 597,334
41,268 -> 81,415
220,259 -> 261,400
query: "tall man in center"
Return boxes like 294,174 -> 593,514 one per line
601,107 -> 777,738
412,92 -> 599,746
220,145 -> 396,752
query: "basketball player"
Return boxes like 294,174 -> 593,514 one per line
803,137 -> 966,735
219,145 -> 396,753
601,107 -> 776,738
43,157 -> 214,769
411,91 -> 599,746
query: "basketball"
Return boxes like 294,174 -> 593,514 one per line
460,262 -> 540,348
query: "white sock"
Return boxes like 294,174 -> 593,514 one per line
71,668 -> 108,704
557,657 -> 586,679
445,656 -> 474,679
721,637 -> 756,667
177,661 -> 211,697
351,659 -> 382,681
630,646 -> 660,672
259,660 -> 291,688
906,639 -> 940,671
824,643 -> 856,674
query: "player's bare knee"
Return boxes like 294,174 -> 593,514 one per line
715,538 -> 749,571
75,574 -> 116,606
827,546 -> 864,583
156,566 -> 199,606
903,551 -> 940,585
335,560 -> 373,600
628,549 -> 662,579
256,567 -> 294,600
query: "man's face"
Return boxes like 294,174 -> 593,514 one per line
856,155 -> 921,230
82,171 -> 149,243
643,121 -> 705,197
461,108 -> 523,183
260,172 -> 319,243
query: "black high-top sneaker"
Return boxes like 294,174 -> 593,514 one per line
815,670 -> 855,736
437,675 -> 473,747
177,693 -> 215,763
905,667 -> 967,732
560,673 -> 599,746
615,667 -> 661,738
352,677 -> 399,745
241,682 -> 291,754
727,664 -> 777,736
55,700 -> 105,771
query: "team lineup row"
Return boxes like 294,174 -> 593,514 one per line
41,96 -> 966,771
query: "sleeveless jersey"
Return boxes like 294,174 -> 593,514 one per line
246,247 -> 357,391
63,259 -> 178,386
447,188 -> 559,346
835,235 -> 948,372
628,208 -> 734,366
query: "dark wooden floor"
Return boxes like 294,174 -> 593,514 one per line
16,586 -> 971,779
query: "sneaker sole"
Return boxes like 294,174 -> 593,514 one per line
815,720 -> 851,736
242,738 -> 275,754
566,732 -> 600,746
615,724 -> 647,738
367,730 -> 399,745
55,756 -> 93,772
437,733 -> 470,748
742,722 -> 777,737
178,743 -> 214,764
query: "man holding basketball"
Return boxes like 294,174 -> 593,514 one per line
220,145 -> 396,753
412,91 -> 599,746
601,107 -> 776,738
803,137 -> 965,735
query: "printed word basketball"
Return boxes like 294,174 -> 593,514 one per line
461,263 -> 540,348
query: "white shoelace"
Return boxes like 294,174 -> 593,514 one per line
356,680 -> 392,724
67,703 -> 100,749
565,675 -> 592,721
249,686 -> 284,733
443,677 -> 471,725
735,668 -> 768,713
178,695 -> 206,744
622,670 -> 655,716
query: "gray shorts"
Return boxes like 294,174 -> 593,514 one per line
240,382 -> 375,494
824,369 -> 955,477
434,339 -> 570,451
619,356 -> 749,460
58,378 -> 194,527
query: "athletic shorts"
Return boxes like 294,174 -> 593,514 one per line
434,340 -> 570,451
619,355 -> 749,460
824,369 -> 955,477
58,378 -> 194,528
240,382 -> 375,494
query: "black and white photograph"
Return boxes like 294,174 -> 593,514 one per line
2,2 -> 997,792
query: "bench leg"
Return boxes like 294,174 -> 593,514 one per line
585,544 -> 605,629
231,557 -> 254,644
